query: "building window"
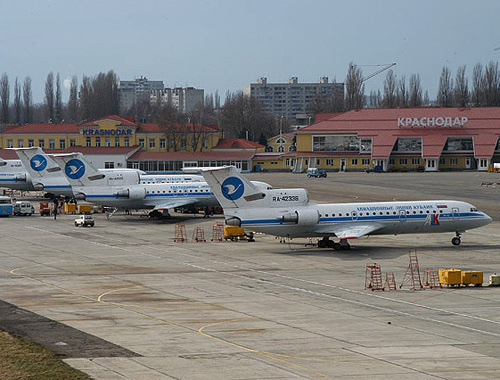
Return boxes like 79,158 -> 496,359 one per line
181,138 -> 187,149
362,158 -> 370,165
105,137 -> 111,147
115,137 -> 120,147
59,140 -> 65,149
17,139 -> 24,148
400,158 -> 408,165
95,137 -> 101,147
28,139 -> 34,147
412,158 -> 420,165
313,135 -> 360,152
139,138 -> 145,148
444,137 -> 473,151
38,139 -> 44,148
360,138 -> 372,153
86,137 -> 91,147
276,137 -> 286,144
7,140 -> 13,148
351,158 -> 358,166
49,139 -> 55,149
285,158 -> 295,167
450,158 -> 458,165
124,137 -> 130,147
395,137 -> 422,152
326,159 -> 334,166
70,139 -> 76,147
439,158 -> 445,165
202,138 -> 208,149
149,139 -> 156,148
105,162 -> 114,169
278,145 -> 285,152
160,139 -> 166,149
389,158 -> 394,165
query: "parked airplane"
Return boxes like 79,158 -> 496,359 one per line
14,147 -> 204,198
202,166 -> 492,248
0,157 -> 35,191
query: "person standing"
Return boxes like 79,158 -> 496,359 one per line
53,201 -> 58,220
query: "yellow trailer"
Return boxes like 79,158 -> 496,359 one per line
462,271 -> 483,286
78,204 -> 92,214
439,268 -> 462,287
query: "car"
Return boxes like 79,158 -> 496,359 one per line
13,201 -> 34,216
306,168 -> 327,178
74,214 -> 95,227
365,165 -> 384,173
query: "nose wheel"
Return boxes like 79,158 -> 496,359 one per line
451,233 -> 462,246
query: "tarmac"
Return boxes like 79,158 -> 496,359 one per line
1,171 -> 500,379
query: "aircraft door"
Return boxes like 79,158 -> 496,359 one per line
399,210 -> 407,222
452,207 -> 460,221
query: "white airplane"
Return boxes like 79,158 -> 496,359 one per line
0,157 -> 35,191
14,147 -> 205,199
51,152 -> 221,218
201,166 -> 493,249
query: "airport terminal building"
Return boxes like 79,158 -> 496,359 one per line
255,107 -> 500,172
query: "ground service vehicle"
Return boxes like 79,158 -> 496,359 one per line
366,165 -> 384,173
14,201 -> 34,216
0,196 -> 13,216
306,168 -> 327,178
75,214 -> 95,227
39,202 -> 51,216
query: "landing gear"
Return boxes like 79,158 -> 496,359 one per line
451,232 -> 462,246
148,210 -> 171,219
317,237 -> 351,250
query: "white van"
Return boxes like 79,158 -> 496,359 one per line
14,201 -> 35,216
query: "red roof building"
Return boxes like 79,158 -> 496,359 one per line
294,107 -> 500,172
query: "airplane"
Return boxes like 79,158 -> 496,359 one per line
201,166 -> 493,249
14,147 -> 205,199
0,157 -> 35,191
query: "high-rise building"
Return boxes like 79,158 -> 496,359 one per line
243,77 -> 344,119
151,87 -> 204,114
118,77 -> 164,111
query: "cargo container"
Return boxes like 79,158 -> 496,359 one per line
462,271 -> 483,286
439,268 -> 462,287
64,203 -> 77,213
489,274 -> 500,286
78,204 -> 92,214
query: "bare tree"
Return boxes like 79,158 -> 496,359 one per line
382,69 -> 397,108
345,63 -> 364,110
423,90 -> 430,105
483,61 -> 500,106
0,73 -> 10,123
437,66 -> 454,107
408,73 -> 423,107
55,73 -> 63,122
45,72 -> 54,122
471,63 -> 484,106
13,77 -> 22,124
397,75 -> 408,107
79,71 -> 120,121
67,76 -> 79,122
454,65 -> 469,107
23,76 -> 33,123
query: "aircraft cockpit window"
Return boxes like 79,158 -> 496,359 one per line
470,207 -> 478,212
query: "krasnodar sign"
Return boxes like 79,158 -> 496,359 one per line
398,116 -> 468,128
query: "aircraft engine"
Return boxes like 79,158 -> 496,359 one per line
225,216 -> 242,227
280,209 -> 320,226
115,187 -> 146,200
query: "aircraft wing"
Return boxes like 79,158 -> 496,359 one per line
152,198 -> 196,211
317,223 -> 384,239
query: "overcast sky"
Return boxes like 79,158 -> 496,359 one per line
2,0 -> 499,104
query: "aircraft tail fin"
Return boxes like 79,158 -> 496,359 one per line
201,166 -> 266,209
14,147 -> 61,178
52,153 -> 102,186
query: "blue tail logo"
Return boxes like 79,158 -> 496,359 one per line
221,177 -> 244,200
30,155 -> 47,172
65,159 -> 86,180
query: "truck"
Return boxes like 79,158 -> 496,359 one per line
74,214 -> 95,227
39,202 -> 51,216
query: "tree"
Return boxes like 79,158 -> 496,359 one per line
483,61 -> 500,106
382,70 -> 397,108
45,72 -> 54,122
55,73 -> 63,123
67,76 -> 79,122
454,65 -> 469,107
437,66 -> 454,107
13,77 -> 22,124
397,75 -> 408,107
408,73 -> 423,107
0,73 -> 10,123
79,70 -> 120,121
23,76 -> 33,123
345,63 -> 364,110
471,63 -> 484,106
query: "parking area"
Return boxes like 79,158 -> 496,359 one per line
1,171 -> 500,379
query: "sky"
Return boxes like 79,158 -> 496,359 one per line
2,0 -> 500,104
